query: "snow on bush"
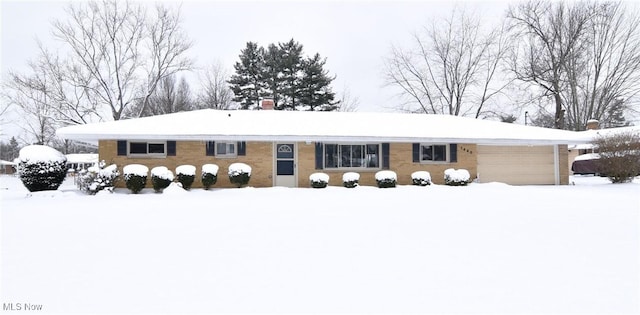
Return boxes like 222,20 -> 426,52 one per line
123,164 -> 149,194
163,182 -> 187,195
175,165 -> 196,190
375,170 -> 397,188
151,166 -> 174,193
76,161 -> 119,195
201,164 -> 219,190
309,172 -> 330,188
411,171 -> 432,186
17,145 -> 68,192
342,172 -> 360,188
228,163 -> 252,188
444,168 -> 471,186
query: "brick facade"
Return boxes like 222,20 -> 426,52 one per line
100,140 -> 479,188
299,143 -> 477,186
100,140 -> 274,188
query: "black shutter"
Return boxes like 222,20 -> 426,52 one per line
206,141 -> 215,156
412,143 -> 420,162
117,140 -> 127,156
382,143 -> 390,169
315,142 -> 323,169
237,141 -> 246,156
167,141 -> 176,156
450,144 -> 457,163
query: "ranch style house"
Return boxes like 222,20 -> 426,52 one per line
56,105 -> 591,188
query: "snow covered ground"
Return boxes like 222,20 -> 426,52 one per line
1,174 -> 639,314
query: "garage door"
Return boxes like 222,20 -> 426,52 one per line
477,145 -> 556,185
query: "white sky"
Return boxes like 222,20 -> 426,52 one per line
0,0 -> 512,141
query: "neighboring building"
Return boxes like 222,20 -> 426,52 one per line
56,107 -> 591,188
0,160 -> 16,174
568,121 -> 640,175
66,153 -> 99,172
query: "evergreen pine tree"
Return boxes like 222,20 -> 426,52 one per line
277,39 -> 304,110
263,44 -> 285,109
299,53 -> 339,111
9,137 -> 19,160
228,42 -> 266,109
603,99 -> 630,128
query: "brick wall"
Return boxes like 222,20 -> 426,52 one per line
101,140 -> 560,188
99,140 -> 273,188
299,143 -> 478,187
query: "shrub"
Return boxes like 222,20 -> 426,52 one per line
76,161 -> 119,195
151,166 -> 174,193
444,168 -> 471,186
17,145 -> 68,192
228,163 -> 251,188
342,172 -> 360,188
411,171 -> 432,186
201,164 -> 219,190
176,165 -> 196,190
123,164 -> 148,194
310,172 -> 330,188
375,170 -> 397,188
592,131 -> 640,183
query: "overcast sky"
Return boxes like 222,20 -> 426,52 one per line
0,0 -> 512,140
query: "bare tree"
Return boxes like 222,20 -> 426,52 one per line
51,0 -> 192,121
566,2 -> 640,130
2,69 -> 58,145
196,61 -> 234,110
135,74 -> 192,117
384,8 -> 511,117
5,43 -> 101,126
337,85 -> 360,112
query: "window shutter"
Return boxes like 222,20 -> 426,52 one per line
412,143 -> 420,162
382,143 -> 390,169
206,141 -> 215,156
117,140 -> 127,156
237,141 -> 246,156
315,142 -> 323,169
450,144 -> 457,163
167,141 -> 176,156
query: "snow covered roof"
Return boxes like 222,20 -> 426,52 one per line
0,159 -> 16,166
56,109 -> 592,145
65,153 -> 99,164
571,125 -> 640,149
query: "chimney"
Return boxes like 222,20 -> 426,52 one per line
586,119 -> 599,130
261,98 -> 274,110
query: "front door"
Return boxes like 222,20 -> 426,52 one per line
274,143 -> 296,187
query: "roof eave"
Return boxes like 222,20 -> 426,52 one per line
56,132 -> 584,146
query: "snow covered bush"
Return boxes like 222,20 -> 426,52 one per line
76,162 -> 119,195
123,164 -> 148,194
228,163 -> 251,188
17,145 -> 68,192
411,171 -> 432,186
592,131 -> 640,183
375,170 -> 397,188
151,166 -> 174,193
309,172 -> 330,188
342,172 -> 360,188
201,164 -> 219,190
444,168 -> 471,186
176,165 -> 196,190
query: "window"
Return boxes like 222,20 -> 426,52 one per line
324,144 -> 379,169
215,141 -> 236,157
420,144 -> 448,162
128,141 -> 166,156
